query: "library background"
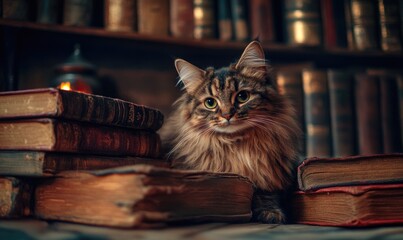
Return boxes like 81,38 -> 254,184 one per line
1,0 -> 403,238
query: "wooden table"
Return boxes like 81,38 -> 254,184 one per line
1,220 -> 403,240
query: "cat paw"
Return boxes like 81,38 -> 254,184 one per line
254,209 -> 286,224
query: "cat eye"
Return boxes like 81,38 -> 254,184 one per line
204,98 -> 218,109
236,91 -> 250,103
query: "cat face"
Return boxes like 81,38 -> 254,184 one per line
175,41 -> 278,135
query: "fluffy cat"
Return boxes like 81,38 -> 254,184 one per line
160,41 -> 301,223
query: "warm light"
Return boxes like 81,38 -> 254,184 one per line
59,82 -> 72,91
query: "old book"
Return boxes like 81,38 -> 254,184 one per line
377,0 -> 402,52
0,151 -> 169,177
230,0 -> 249,42
292,184 -> 403,227
297,154 -> 403,191
170,0 -> 194,38
137,0 -> 169,36
104,0 -> 136,32
0,177 -> 32,218
302,69 -> 331,157
321,0 -> 348,48
217,0 -> 233,41
347,0 -> 378,50
379,73 -> 402,153
0,88 -> 164,131
250,0 -> 276,43
355,73 -> 382,154
398,75 -> 403,149
328,69 -> 355,157
193,0 -> 216,39
0,118 -> 161,158
284,0 -> 322,46
35,165 -> 253,227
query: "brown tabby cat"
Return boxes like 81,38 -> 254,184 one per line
160,41 -> 301,223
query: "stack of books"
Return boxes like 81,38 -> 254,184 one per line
0,88 -> 253,228
292,154 -> 403,226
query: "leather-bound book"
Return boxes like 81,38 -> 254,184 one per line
230,0 -> 249,42
170,0 -> 194,38
193,0 -> 216,39
321,0 -> 348,48
250,0 -> 276,42
104,0 -> 136,32
0,177 -> 32,218
377,0 -> 402,52
217,0 -> 233,41
137,0 -> 169,36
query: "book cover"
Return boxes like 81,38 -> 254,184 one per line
0,118 -> 161,158
328,69 -> 355,157
302,69 -> 331,157
34,165 -> 253,227
283,0 -> 322,46
297,153 -> 403,191
291,184 -> 403,227
230,0 -> 249,42
170,0 -> 194,38
250,0 -> 276,43
377,0 -> 402,52
321,0 -> 348,48
355,73 -> 382,154
0,88 -> 164,131
217,0 -> 233,41
0,151 -> 169,177
137,0 -> 169,36
0,177 -> 32,218
193,0 -> 216,39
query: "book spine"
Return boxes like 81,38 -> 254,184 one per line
321,0 -> 337,48
377,0 -> 402,52
328,70 -> 356,157
398,76 -> 403,149
137,0 -> 169,35
104,0 -> 136,32
59,90 -> 164,131
349,0 -> 378,50
217,0 -> 233,41
193,0 -> 216,39
276,71 -> 306,157
355,73 -> 383,154
380,74 -> 402,153
0,177 -> 32,218
284,0 -> 322,46
36,0 -> 62,24
63,0 -> 93,27
230,0 -> 249,42
170,0 -> 194,38
53,120 -> 161,157
250,0 -> 276,42
2,0 -> 29,20
344,0 -> 355,49
331,0 -> 348,48
302,69 -> 331,157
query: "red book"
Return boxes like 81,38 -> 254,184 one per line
249,0 -> 276,42
291,184 -> 403,227
170,0 -> 194,38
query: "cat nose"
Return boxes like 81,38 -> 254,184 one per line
222,113 -> 233,121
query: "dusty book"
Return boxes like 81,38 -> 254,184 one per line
34,165 -> 254,228
0,88 -> 164,131
297,153 -> 403,191
0,118 -> 161,158
291,184 -> 403,227
0,151 -> 169,177
0,177 -> 32,218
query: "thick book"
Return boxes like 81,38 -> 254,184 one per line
35,165 -> 253,228
328,69 -> 355,157
321,0 -> 348,48
302,69 -> 331,157
250,0 -> 276,43
230,0 -> 249,42
346,0 -> 378,50
217,0 -> 233,41
0,151 -> 169,177
193,0 -> 216,39
291,184 -> 403,227
283,0 -> 322,46
297,153 -> 403,191
137,0 -> 169,36
0,118 -> 161,158
0,88 -> 164,131
0,177 -> 32,218
355,73 -> 382,154
170,0 -> 194,38
377,0 -> 402,52
104,0 -> 136,32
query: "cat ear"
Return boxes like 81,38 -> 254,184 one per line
175,59 -> 206,94
235,41 -> 267,70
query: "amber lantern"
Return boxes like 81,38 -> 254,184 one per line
52,44 -> 100,94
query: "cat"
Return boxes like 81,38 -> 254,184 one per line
160,41 -> 301,223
